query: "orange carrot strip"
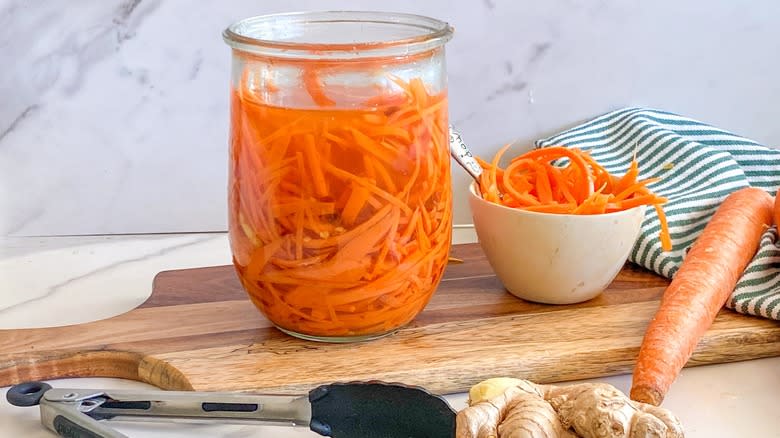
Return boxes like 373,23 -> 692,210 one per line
243,238 -> 284,282
416,216 -> 431,252
546,164 -> 577,204
577,152 -> 613,194
366,196 -> 382,210
501,159 -> 539,206
399,208 -> 421,244
341,184 -> 371,226
273,201 -> 335,218
630,187 -> 773,406
400,140 -> 422,203
419,201 -> 433,235
323,162 -> 413,215
333,205 -> 399,262
350,128 -> 398,165
262,260 -> 370,286
282,209 -> 397,285
408,77 -> 429,107
514,147 -> 591,191
534,164 -> 553,204
325,131 -> 348,145
325,297 -> 340,323
362,154 -> 377,180
614,158 -> 640,195
654,204 -> 673,252
370,155 -> 399,193
302,134 -> 328,198
475,156 -> 492,170
326,251 -> 429,307
304,204 -> 394,249
302,68 -> 335,107
294,208 -> 304,260
370,209 -> 402,278
261,282 -> 330,323
271,254 -> 328,269
613,178 -> 661,202
259,117 -> 308,145
481,143 -> 513,202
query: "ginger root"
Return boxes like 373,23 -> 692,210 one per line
457,378 -> 684,438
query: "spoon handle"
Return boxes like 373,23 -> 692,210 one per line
449,126 -> 483,181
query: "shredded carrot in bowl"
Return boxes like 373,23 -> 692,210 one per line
475,146 -> 671,251
229,73 -> 452,338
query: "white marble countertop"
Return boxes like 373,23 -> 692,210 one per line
2,232 -> 779,437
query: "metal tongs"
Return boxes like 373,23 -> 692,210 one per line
7,380 -> 455,438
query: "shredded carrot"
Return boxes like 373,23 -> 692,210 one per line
340,184 -> 371,226
630,187 -> 774,406
302,134 -> 328,197
302,67 -> 335,107
476,146 -> 671,251
229,73 -> 451,337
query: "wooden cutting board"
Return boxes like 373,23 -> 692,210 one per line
2,243 -> 779,395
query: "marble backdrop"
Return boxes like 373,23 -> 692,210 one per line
1,0 -> 778,236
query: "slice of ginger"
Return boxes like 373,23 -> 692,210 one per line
457,378 -> 684,438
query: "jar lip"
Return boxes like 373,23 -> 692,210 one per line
223,11 -> 454,60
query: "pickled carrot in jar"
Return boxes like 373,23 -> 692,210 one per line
228,73 -> 452,339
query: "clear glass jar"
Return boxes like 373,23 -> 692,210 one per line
223,11 -> 454,342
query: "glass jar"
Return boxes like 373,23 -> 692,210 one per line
223,11 -> 454,342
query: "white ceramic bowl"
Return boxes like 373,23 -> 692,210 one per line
468,183 -> 645,304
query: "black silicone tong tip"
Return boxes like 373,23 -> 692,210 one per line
308,381 -> 456,438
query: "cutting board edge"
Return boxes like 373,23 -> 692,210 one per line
157,337 -> 780,395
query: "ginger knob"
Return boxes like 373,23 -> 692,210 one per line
457,379 -> 684,438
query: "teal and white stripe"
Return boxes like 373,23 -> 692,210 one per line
537,108 -> 780,320
731,228 -> 780,319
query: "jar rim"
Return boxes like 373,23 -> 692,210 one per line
223,11 -> 454,60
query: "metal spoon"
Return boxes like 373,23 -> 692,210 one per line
448,126 -> 483,188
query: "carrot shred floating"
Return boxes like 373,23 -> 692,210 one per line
229,74 -> 451,338
476,146 -> 671,250
302,67 -> 335,107
630,187 -> 774,406
303,134 -> 328,197
341,184 -> 371,226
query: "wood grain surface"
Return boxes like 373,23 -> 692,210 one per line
2,243 -> 779,395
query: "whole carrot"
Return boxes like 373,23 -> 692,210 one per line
630,187 -> 774,406
774,193 -> 780,227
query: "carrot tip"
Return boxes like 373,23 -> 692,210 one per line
630,385 -> 664,406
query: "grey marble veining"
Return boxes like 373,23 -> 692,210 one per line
0,233 -> 212,318
0,232 -> 231,328
1,0 -> 779,236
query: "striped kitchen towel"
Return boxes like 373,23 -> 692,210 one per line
536,108 -> 780,320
